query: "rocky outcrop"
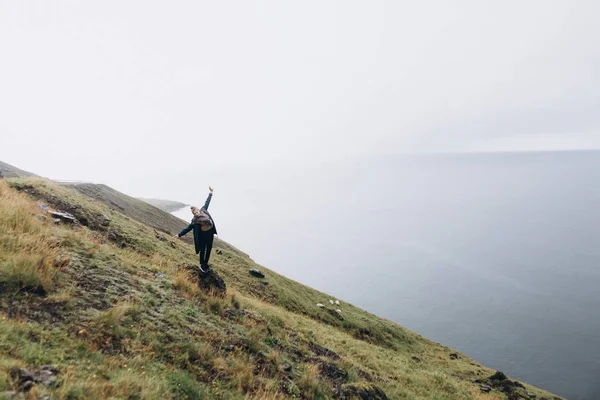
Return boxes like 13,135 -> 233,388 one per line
326,307 -> 345,321
249,268 -> 265,278
473,371 -> 550,399
48,210 -> 78,224
185,265 -> 226,296
335,382 -> 389,399
9,365 -> 60,393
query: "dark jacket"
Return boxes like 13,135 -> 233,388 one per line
178,193 -> 217,254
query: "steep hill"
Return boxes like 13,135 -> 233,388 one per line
0,174 -> 559,399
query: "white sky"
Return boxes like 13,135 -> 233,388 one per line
1,1 -> 599,187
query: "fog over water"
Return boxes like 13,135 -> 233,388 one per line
172,151 -> 600,400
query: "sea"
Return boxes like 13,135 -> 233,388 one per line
171,151 -> 600,400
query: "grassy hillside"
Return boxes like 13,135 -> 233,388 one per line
63,183 -> 186,236
139,198 -> 188,213
0,177 -> 559,400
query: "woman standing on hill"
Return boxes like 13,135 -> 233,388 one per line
175,187 -> 217,273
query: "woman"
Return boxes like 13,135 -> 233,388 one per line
175,186 -> 217,273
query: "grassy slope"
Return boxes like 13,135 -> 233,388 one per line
0,177 -> 559,400
64,183 -> 186,236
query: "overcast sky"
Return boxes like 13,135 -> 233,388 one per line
1,1 -> 599,188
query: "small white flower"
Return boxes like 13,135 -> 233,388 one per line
329,299 -> 334,304
335,300 -> 340,305
317,303 -> 325,308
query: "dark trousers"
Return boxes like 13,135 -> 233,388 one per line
198,232 -> 214,265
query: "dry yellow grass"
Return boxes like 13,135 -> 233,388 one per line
298,364 -> 325,399
151,251 -> 175,271
173,269 -> 204,300
0,179 -> 63,294
229,355 -> 257,393
46,283 -> 76,306
54,364 -> 167,400
96,302 -> 135,328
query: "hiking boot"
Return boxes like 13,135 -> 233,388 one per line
199,264 -> 209,274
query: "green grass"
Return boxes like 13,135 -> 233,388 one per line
0,177 -> 560,399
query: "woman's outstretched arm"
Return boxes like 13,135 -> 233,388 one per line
177,224 -> 193,237
203,186 -> 214,210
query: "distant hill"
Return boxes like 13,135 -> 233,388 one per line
0,160 -> 36,178
139,198 -> 188,213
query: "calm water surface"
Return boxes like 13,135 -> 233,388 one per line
171,151 -> 600,400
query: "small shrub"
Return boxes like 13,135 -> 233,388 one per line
242,328 -> 264,354
298,364 -> 331,399
0,255 -> 47,294
97,302 -> 134,328
266,314 -> 285,328
229,357 -> 256,393
63,384 -> 85,400
166,370 -> 206,400
282,378 -> 301,397
174,341 -> 213,369
90,302 -> 139,351
263,349 -> 281,377
264,337 -> 282,347
173,271 -> 203,300
47,284 -> 76,307
0,368 -> 10,392
143,294 -> 158,307
184,307 -> 198,318
230,293 -> 241,310
206,297 -> 224,316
